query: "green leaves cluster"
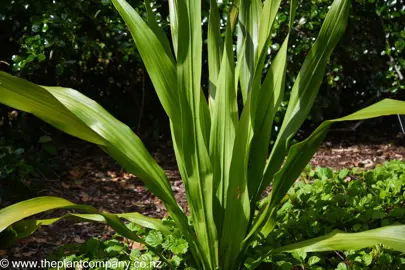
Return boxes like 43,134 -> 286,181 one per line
48,220 -> 192,270
0,144 -> 38,203
247,160 -> 405,269
2,0 -> 151,75
1,0 -> 403,133
0,146 -> 30,180
267,0 -> 405,127
0,0 -> 166,130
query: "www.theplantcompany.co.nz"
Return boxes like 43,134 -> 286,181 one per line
0,258 -> 163,269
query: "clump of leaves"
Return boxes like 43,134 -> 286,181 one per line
49,220 -> 193,270
246,160 -> 405,269
0,145 -> 38,204
0,133 -> 60,205
0,146 -> 29,180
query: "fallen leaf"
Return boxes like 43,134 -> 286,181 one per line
361,159 -> 374,168
125,184 -> 136,190
123,173 -> 131,180
70,169 -> 83,179
73,180 -> 83,188
80,192 -> 90,202
131,242 -> 145,250
95,172 -> 105,178
22,180 -> 32,186
74,237 -> 86,244
154,197 -> 162,204
61,182 -> 70,189
107,171 -> 117,178
131,202 -> 145,207
35,238 -> 47,243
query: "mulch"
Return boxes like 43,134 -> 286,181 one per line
1,130 -> 404,261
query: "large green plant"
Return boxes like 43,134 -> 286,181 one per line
1,0 -> 405,269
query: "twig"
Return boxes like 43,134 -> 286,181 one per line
0,60 -> 10,66
330,95 -> 379,132
398,114 -> 405,134
335,251 -> 346,261
330,120 -> 364,132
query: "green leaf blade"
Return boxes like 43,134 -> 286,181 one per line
171,1 -> 218,268
259,0 -> 351,203
207,0 -> 223,105
275,225 -> 405,253
209,20 -> 238,239
248,0 -> 298,204
237,0 -> 261,103
220,96 -> 253,270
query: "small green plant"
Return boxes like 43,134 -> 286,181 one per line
0,144 -> 38,204
1,0 -> 405,269
248,160 -> 405,269
0,133 -> 58,204
48,219 -> 192,270
0,146 -> 27,180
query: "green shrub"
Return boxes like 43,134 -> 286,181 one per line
0,143 -> 37,204
48,219 -> 193,270
1,0 -> 403,133
0,0 -> 167,134
251,160 -> 405,269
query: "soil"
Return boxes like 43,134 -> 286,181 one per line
1,129 -> 405,262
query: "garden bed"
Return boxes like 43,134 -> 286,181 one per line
1,133 -> 405,269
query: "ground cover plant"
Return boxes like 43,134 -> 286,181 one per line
45,160 -> 405,269
250,160 -> 405,269
1,0 -> 405,269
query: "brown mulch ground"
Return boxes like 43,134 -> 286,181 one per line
1,131 -> 405,261
313,131 -> 405,169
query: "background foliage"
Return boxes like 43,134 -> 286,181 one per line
267,0 -> 405,133
0,0 -> 404,134
0,0 -> 165,201
0,0 -> 168,139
